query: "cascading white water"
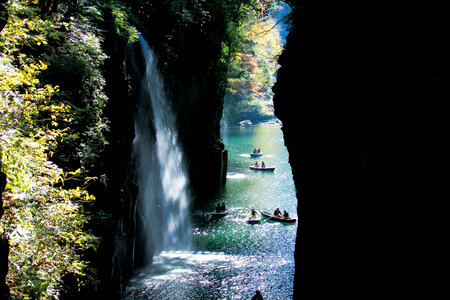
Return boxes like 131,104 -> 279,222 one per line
131,36 -> 191,262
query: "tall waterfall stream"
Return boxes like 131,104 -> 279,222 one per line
130,37 -> 192,266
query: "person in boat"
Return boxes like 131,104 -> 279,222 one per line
253,148 -> 257,154
283,210 -> 290,219
215,203 -> 221,212
252,290 -> 263,300
273,208 -> 282,217
250,208 -> 257,218
257,148 -> 261,153
261,161 -> 265,168
220,202 -> 226,212
254,161 -> 259,168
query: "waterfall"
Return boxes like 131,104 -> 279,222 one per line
129,36 -> 191,266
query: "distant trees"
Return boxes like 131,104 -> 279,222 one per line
223,1 -> 284,124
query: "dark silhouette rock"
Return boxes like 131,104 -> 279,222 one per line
274,1 -> 446,299
0,167 -> 10,298
0,0 -> 7,33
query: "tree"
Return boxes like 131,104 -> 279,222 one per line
224,7 -> 283,124
0,1 -> 102,297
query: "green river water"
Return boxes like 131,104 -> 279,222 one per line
124,124 -> 297,299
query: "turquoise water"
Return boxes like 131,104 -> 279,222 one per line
124,124 -> 297,299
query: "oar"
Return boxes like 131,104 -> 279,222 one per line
260,211 -> 272,223
261,217 -> 271,223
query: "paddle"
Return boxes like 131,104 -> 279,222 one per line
261,217 -> 271,223
260,211 -> 273,223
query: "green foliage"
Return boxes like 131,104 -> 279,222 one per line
0,0 -> 103,298
42,13 -> 110,174
35,0 -> 138,177
74,0 -> 139,43
106,2 -> 139,43
223,1 -> 283,124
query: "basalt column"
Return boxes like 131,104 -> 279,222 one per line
273,1 -> 446,299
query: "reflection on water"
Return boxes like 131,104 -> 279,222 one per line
226,172 -> 247,179
124,125 -> 297,299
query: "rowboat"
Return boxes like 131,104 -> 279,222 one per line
249,166 -> 275,171
250,152 -> 263,157
247,217 -> 261,224
247,212 -> 261,224
260,210 -> 296,223
210,210 -> 228,218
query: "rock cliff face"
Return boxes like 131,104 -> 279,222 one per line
0,167 -> 9,299
273,1 -> 446,298
0,0 -> 7,31
128,1 -> 229,198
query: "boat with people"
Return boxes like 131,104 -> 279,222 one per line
210,202 -> 228,219
260,210 -> 296,223
247,209 -> 261,224
250,148 -> 262,157
210,210 -> 228,218
250,152 -> 263,157
247,217 -> 261,224
249,166 -> 275,171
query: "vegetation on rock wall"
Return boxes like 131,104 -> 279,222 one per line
0,0 -> 136,298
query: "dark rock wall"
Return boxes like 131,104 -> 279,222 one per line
273,1 -> 447,298
127,0 -> 229,198
0,167 -> 9,299
0,0 -> 7,32
95,18 -> 139,298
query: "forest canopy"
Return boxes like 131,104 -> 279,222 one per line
223,1 -> 285,124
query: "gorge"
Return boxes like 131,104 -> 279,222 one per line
0,0 -> 447,299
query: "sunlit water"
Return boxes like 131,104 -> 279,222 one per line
124,124 -> 297,299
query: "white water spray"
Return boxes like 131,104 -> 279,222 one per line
131,37 -> 191,261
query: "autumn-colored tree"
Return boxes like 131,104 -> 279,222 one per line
224,3 -> 284,124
